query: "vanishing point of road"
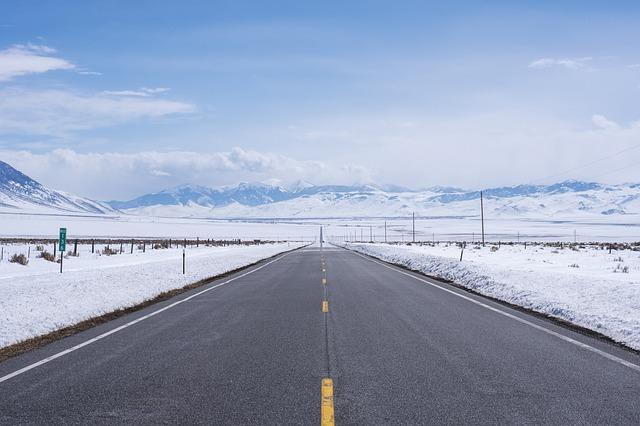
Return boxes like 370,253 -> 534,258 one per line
1,246 -> 640,424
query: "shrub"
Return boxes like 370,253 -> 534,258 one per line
9,253 -> 29,265
35,244 -> 44,251
613,263 -> 629,273
102,246 -> 118,256
569,263 -> 580,268
38,250 -> 56,262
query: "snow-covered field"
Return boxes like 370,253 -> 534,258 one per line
325,216 -> 640,243
345,242 -> 640,350
0,212 -> 321,240
2,211 -> 640,243
0,242 -> 304,349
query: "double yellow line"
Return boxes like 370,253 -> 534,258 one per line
321,256 -> 328,311
320,255 -> 334,425
321,378 -> 335,425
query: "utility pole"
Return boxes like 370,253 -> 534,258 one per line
369,226 -> 372,242
480,191 -> 485,247
320,226 -> 323,249
384,221 -> 387,243
412,212 -> 416,243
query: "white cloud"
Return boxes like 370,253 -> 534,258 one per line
102,87 -> 171,97
77,70 -> 102,76
276,111 -> 640,189
0,148 -> 371,199
0,87 -> 194,135
141,87 -> 170,94
0,44 -> 75,81
2,111 -> 640,199
528,57 -> 592,70
102,90 -> 151,97
591,114 -> 620,130
13,43 -> 56,54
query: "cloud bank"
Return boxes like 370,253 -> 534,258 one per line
0,87 -> 194,135
528,57 -> 592,70
0,148 -> 372,199
0,44 -> 75,81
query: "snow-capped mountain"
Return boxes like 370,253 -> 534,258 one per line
0,161 -> 115,215
2,159 -> 637,219
109,182 -> 292,210
108,179 -> 640,219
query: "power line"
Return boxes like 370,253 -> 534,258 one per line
585,160 -> 640,181
528,142 -> 640,184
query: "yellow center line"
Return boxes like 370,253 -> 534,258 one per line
322,300 -> 329,312
321,378 -> 335,426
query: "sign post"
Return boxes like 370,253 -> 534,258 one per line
59,228 -> 67,273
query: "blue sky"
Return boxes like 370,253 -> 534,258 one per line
1,1 -> 640,199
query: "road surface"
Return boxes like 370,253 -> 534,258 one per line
1,246 -> 640,424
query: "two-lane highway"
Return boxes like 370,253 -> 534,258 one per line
1,246 -> 640,424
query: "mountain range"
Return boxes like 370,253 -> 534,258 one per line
1,160 -> 639,219
0,160 -> 115,215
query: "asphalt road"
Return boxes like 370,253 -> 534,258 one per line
1,246 -> 640,424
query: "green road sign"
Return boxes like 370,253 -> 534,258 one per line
59,228 -> 67,251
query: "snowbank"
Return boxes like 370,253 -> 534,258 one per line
0,243 -> 303,348
346,242 -> 640,350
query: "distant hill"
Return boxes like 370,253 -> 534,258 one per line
2,160 -> 637,219
0,161 -> 115,214
107,179 -> 640,219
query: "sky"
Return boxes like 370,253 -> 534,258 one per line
1,0 -> 640,199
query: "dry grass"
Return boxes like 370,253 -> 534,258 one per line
9,253 -> 28,265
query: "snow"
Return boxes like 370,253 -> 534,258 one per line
0,242 -> 304,349
117,181 -> 640,221
0,212 -> 321,240
0,160 -> 114,215
1,210 -> 639,244
345,242 -> 640,350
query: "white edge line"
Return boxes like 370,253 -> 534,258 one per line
350,249 -> 640,373
0,251 -> 292,384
